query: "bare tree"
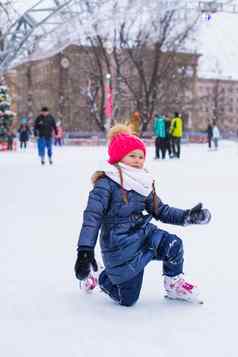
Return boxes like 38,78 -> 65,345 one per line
197,76 -> 232,129
77,40 -> 112,132
77,0 -> 200,133
110,4 -> 200,132
16,0 -> 198,133
210,79 -> 226,124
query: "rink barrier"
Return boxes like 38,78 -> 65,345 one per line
0,140 -> 17,151
63,134 -> 209,146
63,138 -> 208,146
0,136 -> 218,149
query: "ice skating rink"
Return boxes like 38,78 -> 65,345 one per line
1,141 -> 238,357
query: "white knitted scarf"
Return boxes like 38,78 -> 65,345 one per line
99,162 -> 154,197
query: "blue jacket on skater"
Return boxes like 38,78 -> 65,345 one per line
74,125 -> 211,306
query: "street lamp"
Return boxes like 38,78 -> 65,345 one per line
104,72 -> 113,132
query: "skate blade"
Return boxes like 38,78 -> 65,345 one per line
164,295 -> 204,305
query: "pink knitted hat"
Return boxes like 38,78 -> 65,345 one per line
107,125 -> 146,164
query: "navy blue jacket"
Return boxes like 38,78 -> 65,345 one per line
18,125 -> 31,142
78,176 -> 186,284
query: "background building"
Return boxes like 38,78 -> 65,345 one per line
196,77 -> 238,133
14,44 -> 200,134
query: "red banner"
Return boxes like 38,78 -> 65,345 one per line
104,84 -> 113,119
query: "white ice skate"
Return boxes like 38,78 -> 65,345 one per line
80,262 -> 104,293
80,273 -> 98,293
164,274 -> 203,304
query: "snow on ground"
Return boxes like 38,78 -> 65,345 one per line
1,140 -> 238,357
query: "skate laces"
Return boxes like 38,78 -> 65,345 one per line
180,280 -> 194,292
80,274 -> 98,292
166,275 -> 196,294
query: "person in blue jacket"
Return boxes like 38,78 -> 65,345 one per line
74,125 -> 211,306
153,113 -> 166,159
18,124 -> 31,149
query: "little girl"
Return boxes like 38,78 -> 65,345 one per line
74,125 -> 211,306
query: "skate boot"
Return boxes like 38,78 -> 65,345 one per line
164,274 -> 203,304
80,273 -> 98,293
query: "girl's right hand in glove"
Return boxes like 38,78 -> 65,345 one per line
74,249 -> 98,280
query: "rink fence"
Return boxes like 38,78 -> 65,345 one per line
63,131 -> 209,146
0,141 -> 17,151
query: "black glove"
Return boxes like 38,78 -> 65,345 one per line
74,249 -> 98,281
184,203 -> 211,225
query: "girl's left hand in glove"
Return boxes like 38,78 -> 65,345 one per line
184,203 -> 211,225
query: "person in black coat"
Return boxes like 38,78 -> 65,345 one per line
207,120 -> 213,149
33,107 -> 57,165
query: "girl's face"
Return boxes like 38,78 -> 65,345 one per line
120,149 -> 145,169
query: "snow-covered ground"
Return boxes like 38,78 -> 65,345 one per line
1,141 -> 238,357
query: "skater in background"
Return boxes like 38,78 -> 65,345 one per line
164,115 -> 172,158
19,113 -> 29,125
126,111 -> 141,137
212,121 -> 220,150
33,107 -> 57,165
54,122 -> 64,146
170,112 -> 183,158
153,113 -> 166,159
74,124 -> 211,306
18,124 -> 31,149
6,129 -> 15,151
207,120 -> 213,149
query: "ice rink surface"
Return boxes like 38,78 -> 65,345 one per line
1,141 -> 238,357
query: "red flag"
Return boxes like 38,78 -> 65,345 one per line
104,84 -> 113,118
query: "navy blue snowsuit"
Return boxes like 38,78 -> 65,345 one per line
78,176 -> 186,306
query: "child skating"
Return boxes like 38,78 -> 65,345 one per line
74,125 -> 211,306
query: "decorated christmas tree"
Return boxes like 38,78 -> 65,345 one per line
0,76 -> 16,149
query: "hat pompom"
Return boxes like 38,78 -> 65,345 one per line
107,124 -> 130,143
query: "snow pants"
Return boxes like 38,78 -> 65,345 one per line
155,137 -> 167,159
99,233 -> 184,307
54,137 -> 62,146
171,137 -> 181,158
37,138 -> 53,159
208,135 -> 212,149
20,140 -> 27,149
213,138 -> 218,149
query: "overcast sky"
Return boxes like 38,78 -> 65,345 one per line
197,9 -> 238,79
